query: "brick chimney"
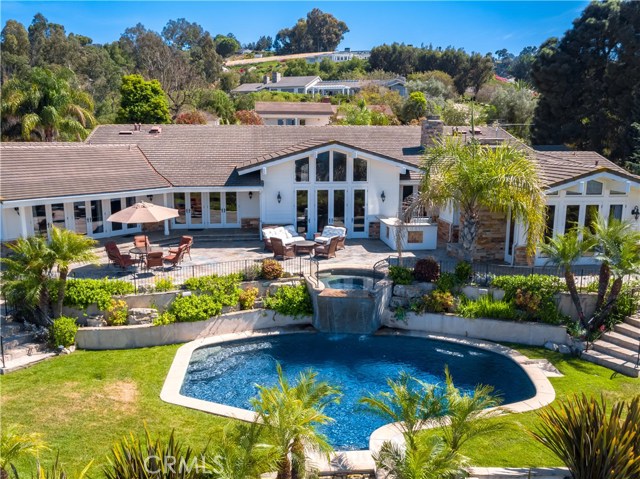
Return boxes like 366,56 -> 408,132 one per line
271,71 -> 282,83
421,116 -> 444,149
262,75 -> 271,84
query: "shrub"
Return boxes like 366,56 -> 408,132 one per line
168,294 -> 223,322
389,266 -> 413,285
419,290 -> 455,313
263,283 -> 312,316
105,299 -> 128,326
153,277 -> 175,292
261,259 -> 284,280
239,287 -> 259,310
457,295 -> 518,320
64,278 -> 135,310
606,281 -> 640,329
454,261 -> 473,284
183,274 -> 241,306
242,263 -> 262,281
491,275 -> 566,324
413,257 -> 440,282
435,272 -> 458,292
50,316 -> 78,347
153,311 -> 176,326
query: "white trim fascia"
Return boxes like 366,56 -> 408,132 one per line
238,144 -> 422,176
545,172 -> 640,195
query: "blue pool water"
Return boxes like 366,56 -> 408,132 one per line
180,333 -> 536,450
319,274 -> 375,290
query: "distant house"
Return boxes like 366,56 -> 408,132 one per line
254,101 -> 335,126
232,72 -> 407,97
306,48 -> 371,64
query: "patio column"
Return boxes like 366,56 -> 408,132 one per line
19,206 -> 28,238
163,193 -> 170,235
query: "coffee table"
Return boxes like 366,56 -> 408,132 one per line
294,240 -> 317,255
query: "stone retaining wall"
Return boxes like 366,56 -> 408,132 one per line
76,310 -> 312,350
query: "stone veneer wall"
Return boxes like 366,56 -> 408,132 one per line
514,246 -> 534,266
436,218 -> 459,244
241,218 -> 259,229
368,221 -> 380,239
447,209 -> 507,262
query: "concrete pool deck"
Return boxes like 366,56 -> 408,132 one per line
160,327 -> 557,475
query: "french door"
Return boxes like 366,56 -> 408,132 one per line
173,192 -> 239,228
315,189 -> 346,234
351,189 -> 367,238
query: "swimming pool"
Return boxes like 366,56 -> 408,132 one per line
319,274 -> 375,290
180,333 -> 536,450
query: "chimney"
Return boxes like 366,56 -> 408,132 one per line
421,116 -> 444,148
262,74 -> 271,84
272,71 -> 281,83
344,47 -> 351,52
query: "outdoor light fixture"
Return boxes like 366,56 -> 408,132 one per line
13,207 -> 19,216
632,205 -> 640,220
381,191 -> 386,202
147,194 -> 153,201
249,192 -> 253,199
277,192 -> 282,203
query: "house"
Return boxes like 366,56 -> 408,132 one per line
2,120 -> 638,266
254,102 -> 335,126
231,72 -> 322,94
309,78 -> 407,97
306,48 -> 371,64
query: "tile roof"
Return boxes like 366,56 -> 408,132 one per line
1,143 -> 171,201
87,124 -> 426,186
264,76 -> 320,88
231,82 -> 263,93
254,101 -> 334,116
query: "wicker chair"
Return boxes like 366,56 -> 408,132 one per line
169,235 -> 193,260
314,226 -> 347,250
163,244 -> 187,268
145,251 -> 164,269
314,235 -> 339,259
105,242 -> 136,269
134,235 -> 150,248
271,237 -> 295,260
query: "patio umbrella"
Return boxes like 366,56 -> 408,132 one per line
107,201 -> 179,224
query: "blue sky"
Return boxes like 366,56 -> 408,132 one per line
2,1 -> 589,54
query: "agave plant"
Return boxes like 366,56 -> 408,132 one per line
0,424 -> 49,478
532,394 -> 640,479
34,457 -> 93,479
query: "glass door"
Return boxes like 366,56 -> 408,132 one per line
31,205 -> 48,237
188,193 -> 204,228
110,199 -> 124,232
73,201 -> 88,235
316,190 -> 329,233
224,192 -> 239,227
296,190 -> 309,236
89,200 -> 106,236
351,189 -> 367,238
208,192 -> 222,226
50,203 -> 66,231
173,193 -> 187,227
332,189 -> 346,228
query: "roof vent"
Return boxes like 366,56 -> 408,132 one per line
119,130 -> 133,135
472,128 -> 482,135
149,126 -> 162,134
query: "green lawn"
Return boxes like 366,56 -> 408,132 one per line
1,343 -> 638,474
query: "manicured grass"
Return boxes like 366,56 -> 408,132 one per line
1,343 -> 638,474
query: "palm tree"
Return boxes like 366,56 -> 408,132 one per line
251,364 -> 341,479
421,137 -> 545,262
1,236 -> 55,325
1,424 -> 49,478
539,230 -> 594,329
1,67 -> 96,142
48,227 -> 97,317
360,370 -> 503,479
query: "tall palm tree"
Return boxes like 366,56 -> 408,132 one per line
48,227 -> 97,317
1,424 -> 49,478
1,67 -> 96,142
589,213 -> 640,311
360,370 -> 502,479
1,235 -> 55,325
251,364 -> 341,479
421,137 -> 545,262
539,230 -> 594,329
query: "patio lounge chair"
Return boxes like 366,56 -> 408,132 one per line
169,235 -> 193,260
314,226 -> 347,250
262,225 -> 305,252
145,251 -> 164,270
314,235 -> 339,259
105,242 -> 136,269
134,235 -> 150,248
271,237 -> 295,260
163,244 -> 187,268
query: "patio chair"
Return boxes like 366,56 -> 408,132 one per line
105,242 -> 136,270
169,235 -> 193,260
145,251 -> 164,270
314,226 -> 347,250
163,244 -> 187,269
314,235 -> 339,259
134,235 -> 150,248
271,237 -> 295,260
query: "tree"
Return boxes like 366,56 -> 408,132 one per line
360,370 -> 502,479
235,110 -> 263,125
539,231 -> 594,329
194,88 -> 236,124
531,0 -> 640,164
115,74 -> 171,123
486,84 -> 537,140
532,394 -> 640,479
214,34 -> 240,57
251,364 -> 341,479
1,19 -> 30,83
218,70 -> 240,92
175,110 -> 208,124
48,227 -> 97,318
255,35 -> 273,51
1,67 -> 96,141
400,91 -> 428,123
275,8 -> 348,54
422,138 -> 546,262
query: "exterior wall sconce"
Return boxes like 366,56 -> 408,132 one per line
381,191 -> 386,202
632,205 -> 640,220
14,207 -> 20,216
249,192 -> 253,199
277,192 -> 282,203
147,194 -> 154,201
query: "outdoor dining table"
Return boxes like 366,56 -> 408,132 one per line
129,246 -> 163,266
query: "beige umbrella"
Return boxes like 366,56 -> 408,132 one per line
107,201 -> 179,224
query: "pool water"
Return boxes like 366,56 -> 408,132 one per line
320,274 -> 375,290
180,334 -> 536,450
